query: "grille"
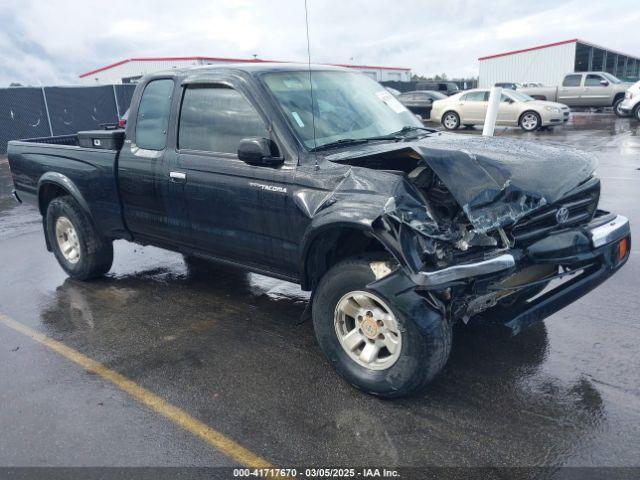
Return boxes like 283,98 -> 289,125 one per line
511,177 -> 600,246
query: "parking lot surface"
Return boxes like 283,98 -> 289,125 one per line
1,113 -> 639,472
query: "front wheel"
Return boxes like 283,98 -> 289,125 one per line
634,105 -> 640,121
312,256 -> 452,398
46,196 -> 113,280
519,111 -> 541,131
613,97 -> 628,117
442,111 -> 460,130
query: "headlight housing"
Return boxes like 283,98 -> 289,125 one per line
545,106 -> 561,113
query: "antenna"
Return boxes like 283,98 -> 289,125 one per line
304,0 -> 319,169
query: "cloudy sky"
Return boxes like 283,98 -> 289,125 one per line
0,0 -> 638,86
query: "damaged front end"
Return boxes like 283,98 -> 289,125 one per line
323,133 -> 630,333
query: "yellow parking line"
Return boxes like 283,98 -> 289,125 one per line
0,313 -> 272,469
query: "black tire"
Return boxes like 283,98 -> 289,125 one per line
441,111 -> 460,130
312,255 -> 452,398
519,110 -> 541,131
634,104 -> 640,122
46,196 -> 113,280
613,97 -> 628,117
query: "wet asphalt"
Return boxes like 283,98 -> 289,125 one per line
0,113 -> 639,471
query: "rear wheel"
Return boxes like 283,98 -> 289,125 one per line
312,255 -> 452,398
442,111 -> 460,130
46,196 -> 113,280
634,104 -> 640,121
519,111 -> 541,131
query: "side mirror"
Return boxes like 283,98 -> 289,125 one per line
600,80 -> 609,86
237,137 -> 283,166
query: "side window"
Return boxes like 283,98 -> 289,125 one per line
178,85 -> 269,154
462,91 -> 487,102
585,74 -> 604,86
562,75 -> 582,87
136,79 -> 174,150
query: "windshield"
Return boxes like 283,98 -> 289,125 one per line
601,72 -> 622,84
506,90 -> 535,102
262,71 -> 423,149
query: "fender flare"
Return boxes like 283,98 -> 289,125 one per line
37,173 -> 94,251
37,172 -> 92,217
298,203 -> 416,290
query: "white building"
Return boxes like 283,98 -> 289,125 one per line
79,56 -> 412,84
478,39 -> 640,88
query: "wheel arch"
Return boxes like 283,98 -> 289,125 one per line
300,223 -> 395,291
612,92 -> 625,106
38,172 -> 91,217
38,173 -> 93,251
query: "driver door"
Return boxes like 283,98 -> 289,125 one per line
581,73 -> 610,107
173,81 -> 297,275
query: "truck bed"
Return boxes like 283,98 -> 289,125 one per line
7,135 -> 127,239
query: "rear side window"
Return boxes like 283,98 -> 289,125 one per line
562,75 -> 582,87
178,85 -> 269,154
462,91 -> 487,102
136,79 -> 174,150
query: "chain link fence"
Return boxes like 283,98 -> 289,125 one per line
0,84 -> 136,154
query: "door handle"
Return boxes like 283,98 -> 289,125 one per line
169,171 -> 186,183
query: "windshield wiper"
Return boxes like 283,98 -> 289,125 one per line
391,126 -> 436,137
310,126 -> 436,152
309,138 -> 372,152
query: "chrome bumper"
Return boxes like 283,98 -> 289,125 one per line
412,215 -> 630,288
589,215 -> 630,248
413,253 -> 515,287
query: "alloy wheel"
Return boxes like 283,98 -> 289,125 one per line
334,291 -> 402,370
55,216 -> 81,264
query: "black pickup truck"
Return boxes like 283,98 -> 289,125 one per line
8,64 -> 631,397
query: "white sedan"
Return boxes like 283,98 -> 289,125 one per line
430,89 -> 570,131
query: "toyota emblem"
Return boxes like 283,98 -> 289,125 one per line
555,206 -> 570,224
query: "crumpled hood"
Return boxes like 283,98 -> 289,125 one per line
326,132 -> 597,231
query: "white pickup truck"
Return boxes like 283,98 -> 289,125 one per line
519,72 -> 632,116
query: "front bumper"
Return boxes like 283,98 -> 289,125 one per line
369,214 -> 630,335
618,99 -> 637,114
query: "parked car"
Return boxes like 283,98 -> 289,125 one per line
7,64 -> 630,398
430,88 -> 570,131
519,72 -> 632,116
618,80 -> 640,121
397,90 -> 447,119
415,81 -> 460,96
495,82 -> 522,90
